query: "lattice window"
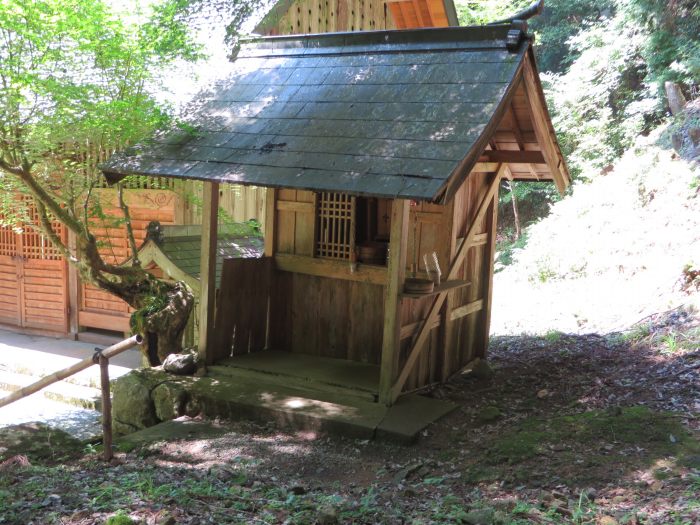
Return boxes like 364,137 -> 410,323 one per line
21,204 -> 65,261
316,192 -> 356,260
0,225 -> 17,257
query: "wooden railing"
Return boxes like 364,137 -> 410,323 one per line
0,334 -> 143,461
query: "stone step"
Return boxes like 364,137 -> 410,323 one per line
0,370 -> 103,411
115,368 -> 457,443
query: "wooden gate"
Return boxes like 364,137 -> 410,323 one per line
0,213 -> 68,334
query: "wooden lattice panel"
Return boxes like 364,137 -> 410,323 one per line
21,208 -> 64,261
316,192 -> 355,260
0,226 -> 16,257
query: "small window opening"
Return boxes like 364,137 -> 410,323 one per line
315,192 -> 391,265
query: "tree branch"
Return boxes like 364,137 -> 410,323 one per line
118,183 -> 140,266
34,200 -> 76,263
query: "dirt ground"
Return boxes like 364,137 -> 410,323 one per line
0,307 -> 698,525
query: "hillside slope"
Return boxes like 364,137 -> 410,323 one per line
491,124 -> 700,335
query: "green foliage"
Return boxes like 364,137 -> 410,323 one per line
454,0 -> 531,25
542,14 -> 659,179
621,0 -> 700,87
496,230 -> 528,269
529,0 -> 617,73
0,0 -> 199,228
130,287 -> 168,332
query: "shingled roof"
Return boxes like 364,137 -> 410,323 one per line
102,25 -> 555,202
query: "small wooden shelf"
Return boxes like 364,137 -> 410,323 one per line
400,279 -> 471,299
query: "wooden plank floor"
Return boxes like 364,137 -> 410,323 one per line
213,350 -> 380,401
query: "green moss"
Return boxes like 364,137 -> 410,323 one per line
105,510 -> 136,525
486,407 -> 695,467
488,430 -> 547,464
476,405 -> 503,424
462,465 -> 501,483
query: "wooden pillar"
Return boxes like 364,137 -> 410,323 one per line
198,181 -> 219,365
378,199 -> 409,406
264,188 -> 276,257
67,231 -> 80,338
478,188 -> 500,356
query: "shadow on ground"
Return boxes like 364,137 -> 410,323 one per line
0,308 -> 698,524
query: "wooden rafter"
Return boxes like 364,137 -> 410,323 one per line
507,105 -> 540,180
522,54 -> 569,194
389,165 -> 506,401
481,150 -> 545,164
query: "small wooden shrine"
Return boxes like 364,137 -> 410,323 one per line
102,23 -> 569,405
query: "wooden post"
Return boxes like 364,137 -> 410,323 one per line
67,231 -> 80,338
98,354 -> 113,462
378,199 -> 409,406
478,189 -> 499,356
199,181 -> 219,366
264,188 -> 276,257
390,167 -> 505,399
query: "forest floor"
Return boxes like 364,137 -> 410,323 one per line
1,123 -> 699,525
1,306 -> 698,525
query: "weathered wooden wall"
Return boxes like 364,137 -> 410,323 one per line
263,168 -> 498,393
261,0 -> 395,36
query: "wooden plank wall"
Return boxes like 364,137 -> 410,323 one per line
213,257 -> 271,361
270,272 -> 385,363
261,172 -> 497,390
0,213 -> 68,334
264,0 -> 394,36
0,255 -> 21,327
79,189 -> 180,333
387,0 -> 449,28
270,189 -> 386,362
396,200 -> 452,391
444,171 -> 495,372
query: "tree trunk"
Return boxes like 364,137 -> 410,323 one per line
509,181 -> 521,240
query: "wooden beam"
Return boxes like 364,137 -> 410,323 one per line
481,150 -> 545,164
264,188 -> 276,257
379,199 -> 410,406
522,53 -> 569,194
276,200 -> 315,213
472,162 -> 501,173
275,254 -> 387,285
390,166 -> 505,400
199,181 -> 219,366
479,189 -> 499,356
400,317 -> 440,340
450,299 -> 484,321
506,104 -> 540,181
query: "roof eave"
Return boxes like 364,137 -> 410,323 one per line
433,40 -> 530,205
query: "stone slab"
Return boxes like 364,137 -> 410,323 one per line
376,394 -> 458,444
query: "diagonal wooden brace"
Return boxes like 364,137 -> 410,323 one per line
389,165 -> 506,401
